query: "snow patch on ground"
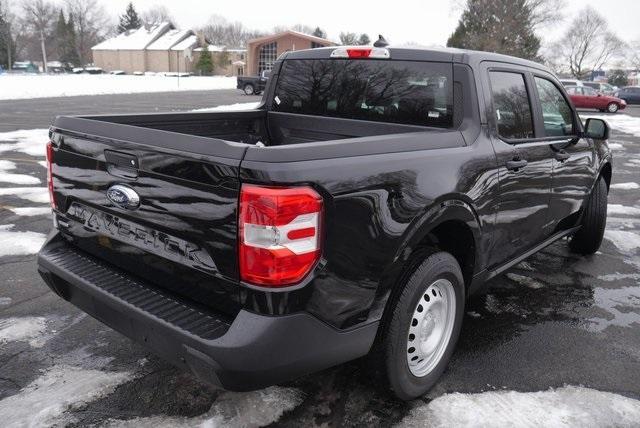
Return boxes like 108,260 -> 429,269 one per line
0,129 -> 49,157
608,142 -> 624,150
0,297 -> 11,306
605,230 -> 640,253
105,386 -> 303,428
0,317 -> 47,346
581,114 -> 640,138
0,364 -> 131,427
0,74 -> 237,100
0,187 -> 50,204
608,204 -> 640,216
588,286 -> 640,332
506,273 -> 544,289
397,386 -> 640,428
9,207 -> 52,217
191,101 -> 261,112
610,182 -> 640,190
0,224 -> 47,256
598,272 -> 640,282
0,160 -> 40,185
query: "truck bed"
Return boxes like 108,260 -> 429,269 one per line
55,108 -> 433,148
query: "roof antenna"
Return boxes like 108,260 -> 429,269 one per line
373,35 -> 388,48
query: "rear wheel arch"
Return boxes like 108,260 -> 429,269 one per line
379,199 -> 481,308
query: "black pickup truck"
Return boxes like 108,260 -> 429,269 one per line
236,70 -> 270,95
38,46 -> 611,400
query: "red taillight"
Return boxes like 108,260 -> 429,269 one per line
239,184 -> 323,287
46,141 -> 56,210
346,48 -> 372,58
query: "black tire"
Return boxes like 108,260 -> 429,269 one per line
243,84 -> 255,95
376,251 -> 465,400
569,178 -> 607,254
607,102 -> 619,113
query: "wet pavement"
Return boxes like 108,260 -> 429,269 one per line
1,95 -> 639,426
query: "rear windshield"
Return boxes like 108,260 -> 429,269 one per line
272,59 -> 453,128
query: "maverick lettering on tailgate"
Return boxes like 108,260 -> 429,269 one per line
67,202 -> 217,273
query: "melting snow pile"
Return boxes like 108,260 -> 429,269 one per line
610,182 -> 640,190
0,224 -> 47,256
192,102 -> 261,112
398,386 -> 640,427
0,74 -> 237,100
0,187 -> 49,204
104,386 -> 303,428
0,129 -> 50,157
0,365 -> 131,427
0,160 -> 40,185
0,317 -> 47,345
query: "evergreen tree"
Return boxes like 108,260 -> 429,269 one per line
118,2 -> 141,33
195,45 -> 213,75
357,33 -> 370,46
65,13 -> 80,67
312,26 -> 326,39
447,0 -> 541,61
55,9 -> 67,62
0,6 -> 14,69
607,69 -> 628,88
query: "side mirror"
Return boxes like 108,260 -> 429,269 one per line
584,118 -> 609,140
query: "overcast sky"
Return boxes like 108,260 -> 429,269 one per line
105,0 -> 640,46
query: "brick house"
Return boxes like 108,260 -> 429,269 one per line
246,30 -> 336,76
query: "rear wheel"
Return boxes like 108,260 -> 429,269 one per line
607,102 -> 619,113
376,251 -> 464,400
569,178 -> 607,254
243,83 -> 255,95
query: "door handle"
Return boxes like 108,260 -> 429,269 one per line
555,150 -> 571,162
506,158 -> 528,171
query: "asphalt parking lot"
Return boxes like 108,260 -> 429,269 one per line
1,93 -> 640,426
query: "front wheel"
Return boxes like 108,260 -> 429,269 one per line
243,84 -> 255,95
607,102 -> 619,113
377,251 -> 464,400
569,178 -> 607,254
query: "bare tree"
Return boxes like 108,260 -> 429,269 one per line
526,0 -> 565,29
21,0 -> 54,71
552,6 -> 625,79
200,15 -> 263,48
628,39 -> 640,71
64,0 -> 110,66
142,5 -> 175,26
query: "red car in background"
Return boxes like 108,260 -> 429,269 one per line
566,86 -> 626,113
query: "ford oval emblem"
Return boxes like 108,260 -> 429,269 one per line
106,184 -> 140,210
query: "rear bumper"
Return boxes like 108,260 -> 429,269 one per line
37,233 -> 378,391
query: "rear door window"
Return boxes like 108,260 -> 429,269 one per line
534,77 -> 575,137
273,59 -> 453,128
489,71 -> 534,140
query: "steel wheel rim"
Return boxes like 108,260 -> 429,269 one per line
406,278 -> 456,377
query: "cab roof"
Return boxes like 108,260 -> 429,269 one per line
281,46 -> 551,74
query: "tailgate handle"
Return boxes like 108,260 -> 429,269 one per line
105,150 -> 138,179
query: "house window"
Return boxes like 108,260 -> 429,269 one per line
258,42 -> 277,74
311,42 -> 324,49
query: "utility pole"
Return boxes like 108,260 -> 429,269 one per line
6,22 -> 11,70
39,27 -> 48,72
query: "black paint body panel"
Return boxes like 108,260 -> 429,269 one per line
40,47 -> 611,389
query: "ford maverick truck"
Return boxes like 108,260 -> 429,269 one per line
38,46 -> 611,400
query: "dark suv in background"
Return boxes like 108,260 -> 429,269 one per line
615,86 -> 640,104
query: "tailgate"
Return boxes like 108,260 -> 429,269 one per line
49,116 -> 247,317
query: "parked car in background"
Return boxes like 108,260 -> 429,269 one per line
583,81 -> 616,95
566,86 -> 626,113
560,79 -> 583,88
12,61 -> 39,73
615,86 -> 640,105
236,70 -> 270,95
